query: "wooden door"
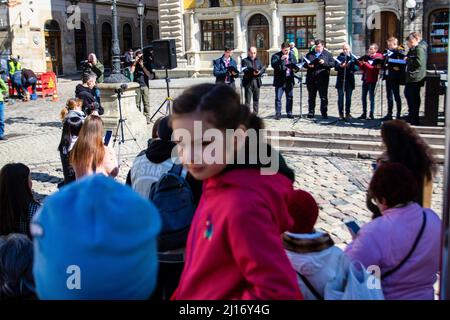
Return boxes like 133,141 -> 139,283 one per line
370,11 -> 399,51
44,31 -> 63,75
248,27 -> 269,67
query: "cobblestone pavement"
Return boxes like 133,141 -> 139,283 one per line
0,77 -> 444,246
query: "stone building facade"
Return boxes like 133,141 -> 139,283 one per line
158,0 -> 448,76
0,0 -> 159,75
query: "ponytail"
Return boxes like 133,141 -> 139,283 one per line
61,98 -> 82,121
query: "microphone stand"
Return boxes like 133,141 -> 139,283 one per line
293,54 -> 305,125
341,55 -> 348,121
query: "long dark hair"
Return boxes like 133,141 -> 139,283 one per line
0,164 -> 37,236
58,115 -> 83,153
381,120 -> 437,183
172,83 -> 263,131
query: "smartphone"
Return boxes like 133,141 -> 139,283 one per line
104,130 -> 113,146
345,221 -> 360,239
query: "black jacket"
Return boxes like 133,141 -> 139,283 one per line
383,48 -> 406,84
271,51 -> 298,87
21,69 -> 37,83
75,84 -> 104,115
213,55 -> 238,84
334,53 -> 358,90
305,50 -> 335,84
241,57 -> 265,88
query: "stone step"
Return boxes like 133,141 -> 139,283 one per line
266,130 -> 446,146
276,146 -> 445,164
267,136 -> 445,155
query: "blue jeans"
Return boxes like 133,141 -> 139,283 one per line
337,87 -> 353,115
22,77 -> 37,94
362,82 -> 376,115
11,79 -> 23,98
275,83 -> 294,115
94,87 -> 101,103
0,102 -> 5,137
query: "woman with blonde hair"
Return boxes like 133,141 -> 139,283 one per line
70,115 -> 118,179
60,98 -> 84,121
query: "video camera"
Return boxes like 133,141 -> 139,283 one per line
80,60 -> 91,73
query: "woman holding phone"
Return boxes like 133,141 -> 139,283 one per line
70,115 -> 118,179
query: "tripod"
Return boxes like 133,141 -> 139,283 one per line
113,86 -> 141,164
150,68 -> 173,121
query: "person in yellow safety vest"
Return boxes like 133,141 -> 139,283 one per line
8,57 -> 21,77
8,57 -> 23,98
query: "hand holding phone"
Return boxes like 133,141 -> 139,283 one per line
104,130 -> 113,146
345,221 -> 360,239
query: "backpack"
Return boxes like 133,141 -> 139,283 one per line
149,164 -> 195,252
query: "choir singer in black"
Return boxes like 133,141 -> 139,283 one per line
271,42 -> 298,120
305,39 -> 335,119
241,47 -> 265,114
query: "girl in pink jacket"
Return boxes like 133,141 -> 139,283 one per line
170,84 -> 302,300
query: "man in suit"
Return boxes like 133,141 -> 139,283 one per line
213,47 -> 238,88
271,42 -> 298,120
305,39 -> 335,119
241,47 -> 265,114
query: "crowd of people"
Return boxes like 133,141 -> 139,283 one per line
215,32 -> 429,126
0,26 -> 445,300
0,77 -> 443,299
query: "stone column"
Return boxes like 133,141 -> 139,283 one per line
324,0 -> 348,56
159,0 -> 187,69
187,10 -> 196,52
270,1 -> 279,50
234,7 -> 243,51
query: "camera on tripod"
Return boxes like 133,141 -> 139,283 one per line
114,83 -> 128,95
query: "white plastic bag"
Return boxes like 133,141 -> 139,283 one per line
325,258 -> 384,300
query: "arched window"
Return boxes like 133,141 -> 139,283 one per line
248,14 -> 269,26
44,19 -> 61,32
102,22 -> 112,67
146,25 -> 154,45
123,23 -> 133,52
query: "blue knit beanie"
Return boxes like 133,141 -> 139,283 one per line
32,175 -> 161,300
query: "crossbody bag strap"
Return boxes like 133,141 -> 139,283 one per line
383,210 -> 427,279
296,271 -> 324,300
169,163 -> 183,177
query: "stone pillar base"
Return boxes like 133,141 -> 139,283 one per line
96,82 -> 147,139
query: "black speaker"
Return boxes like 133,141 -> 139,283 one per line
150,39 -> 177,70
